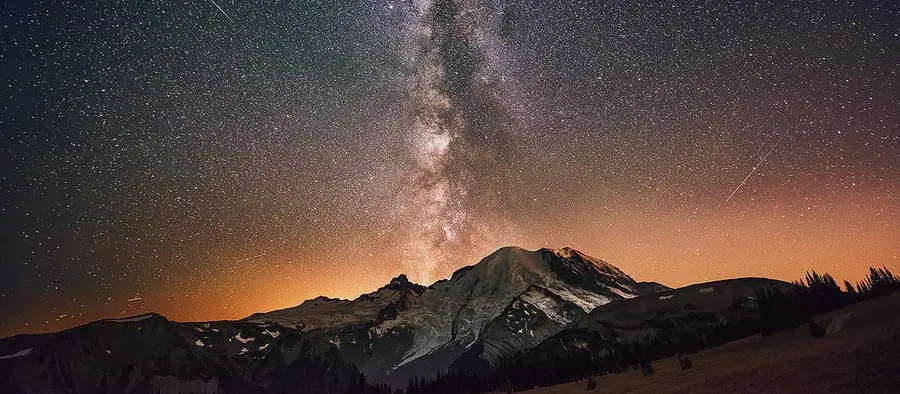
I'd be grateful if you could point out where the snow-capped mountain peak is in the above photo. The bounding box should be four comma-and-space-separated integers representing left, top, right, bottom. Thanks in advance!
244, 246, 668, 387
357, 246, 654, 385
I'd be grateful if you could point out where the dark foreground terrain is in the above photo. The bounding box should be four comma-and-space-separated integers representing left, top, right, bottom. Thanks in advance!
524, 291, 900, 394
0, 246, 895, 394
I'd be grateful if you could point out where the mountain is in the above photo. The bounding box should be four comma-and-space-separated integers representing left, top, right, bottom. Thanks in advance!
0, 313, 372, 393
0, 246, 675, 392
246, 246, 665, 386
576, 277, 792, 335
245, 274, 427, 331
632, 281, 670, 295
502, 277, 793, 389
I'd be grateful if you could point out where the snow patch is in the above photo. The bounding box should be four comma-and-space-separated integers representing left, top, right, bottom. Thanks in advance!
259, 343, 270, 351
0, 348, 32, 359
372, 319, 403, 338
194, 339, 205, 347
264, 329, 280, 338
234, 332, 255, 343
395, 323, 445, 368
658, 295, 674, 300
238, 348, 248, 355
520, 289, 571, 325
608, 286, 637, 299
699, 287, 714, 294
550, 285, 610, 312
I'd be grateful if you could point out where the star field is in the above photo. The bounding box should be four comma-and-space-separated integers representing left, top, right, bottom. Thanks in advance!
0, 0, 897, 337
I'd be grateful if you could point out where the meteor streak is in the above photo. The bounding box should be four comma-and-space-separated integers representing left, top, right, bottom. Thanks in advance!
725, 136, 784, 203
209, 0, 235, 24
234, 254, 265, 263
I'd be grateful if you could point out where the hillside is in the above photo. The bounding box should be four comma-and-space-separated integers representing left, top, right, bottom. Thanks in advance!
0, 314, 367, 393
248, 246, 661, 386
577, 277, 791, 336
3, 246, 859, 393
524, 291, 900, 393
0, 246, 667, 392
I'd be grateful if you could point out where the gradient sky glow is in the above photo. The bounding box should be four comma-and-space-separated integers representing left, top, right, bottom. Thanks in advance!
1, 0, 897, 337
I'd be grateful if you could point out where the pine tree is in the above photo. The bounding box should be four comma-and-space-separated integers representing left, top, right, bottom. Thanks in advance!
843, 280, 857, 294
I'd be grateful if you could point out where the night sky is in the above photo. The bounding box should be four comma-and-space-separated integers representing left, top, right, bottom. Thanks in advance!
1, 0, 897, 337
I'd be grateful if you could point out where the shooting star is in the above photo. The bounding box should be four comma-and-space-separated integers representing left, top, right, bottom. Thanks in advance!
234, 254, 265, 264
127, 297, 142, 302
725, 136, 784, 203
209, 0, 235, 24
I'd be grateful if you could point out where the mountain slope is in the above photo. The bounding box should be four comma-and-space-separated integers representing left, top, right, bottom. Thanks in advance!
354, 246, 658, 385
511, 277, 793, 382
450, 285, 591, 373
0, 314, 369, 394
577, 277, 791, 335
245, 274, 426, 331
0, 246, 671, 392
241, 246, 662, 386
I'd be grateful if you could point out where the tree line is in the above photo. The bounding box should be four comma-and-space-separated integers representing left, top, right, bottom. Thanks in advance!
757, 266, 900, 336
350, 265, 900, 393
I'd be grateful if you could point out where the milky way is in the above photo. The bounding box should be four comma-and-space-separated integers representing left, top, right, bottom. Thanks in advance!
0, 0, 897, 337
396, 0, 517, 281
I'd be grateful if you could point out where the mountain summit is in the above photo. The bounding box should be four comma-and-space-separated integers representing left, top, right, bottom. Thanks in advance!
0, 246, 674, 392
246, 246, 665, 385
244, 272, 427, 331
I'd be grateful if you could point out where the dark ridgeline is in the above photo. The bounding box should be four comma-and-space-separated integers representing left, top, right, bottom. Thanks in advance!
400, 266, 900, 393
1, 263, 896, 394
758, 266, 900, 336
0, 314, 395, 394
0, 246, 655, 393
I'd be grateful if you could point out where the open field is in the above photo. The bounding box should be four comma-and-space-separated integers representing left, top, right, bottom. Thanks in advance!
523, 292, 900, 394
